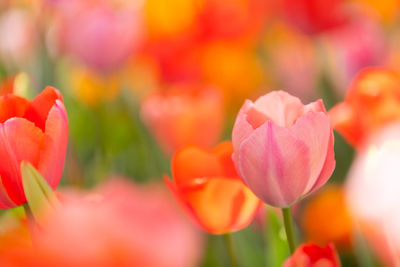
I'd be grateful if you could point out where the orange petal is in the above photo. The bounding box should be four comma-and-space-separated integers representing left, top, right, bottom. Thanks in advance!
0, 95, 29, 123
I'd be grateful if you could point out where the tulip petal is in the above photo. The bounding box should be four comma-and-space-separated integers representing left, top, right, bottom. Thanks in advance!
232, 100, 254, 165
238, 121, 310, 207
0, 177, 16, 209
0, 118, 44, 205
290, 112, 331, 193
172, 146, 223, 189
0, 95, 29, 123
250, 91, 304, 128
304, 99, 327, 113
38, 100, 68, 189
24, 86, 63, 132
308, 132, 336, 194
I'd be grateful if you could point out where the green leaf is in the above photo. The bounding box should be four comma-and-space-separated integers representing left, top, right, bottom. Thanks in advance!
21, 161, 60, 223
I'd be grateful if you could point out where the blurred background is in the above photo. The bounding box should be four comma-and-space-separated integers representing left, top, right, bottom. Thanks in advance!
1, 0, 400, 266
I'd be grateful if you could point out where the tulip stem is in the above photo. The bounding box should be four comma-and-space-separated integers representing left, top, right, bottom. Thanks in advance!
23, 203, 37, 242
224, 233, 239, 267
282, 207, 296, 254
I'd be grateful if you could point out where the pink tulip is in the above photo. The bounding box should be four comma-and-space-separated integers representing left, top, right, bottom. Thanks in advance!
232, 91, 335, 207
0, 179, 203, 267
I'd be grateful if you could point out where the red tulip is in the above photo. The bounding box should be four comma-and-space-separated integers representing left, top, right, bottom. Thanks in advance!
165, 141, 261, 234
0, 87, 68, 208
232, 91, 335, 207
283, 243, 341, 267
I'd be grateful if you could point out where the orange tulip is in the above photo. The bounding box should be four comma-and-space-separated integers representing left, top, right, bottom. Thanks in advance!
141, 85, 224, 156
165, 141, 261, 234
301, 186, 352, 249
329, 67, 400, 147
0, 76, 15, 95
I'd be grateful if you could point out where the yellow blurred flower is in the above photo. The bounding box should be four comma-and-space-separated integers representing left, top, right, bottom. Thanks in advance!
71, 69, 120, 107
145, 0, 203, 38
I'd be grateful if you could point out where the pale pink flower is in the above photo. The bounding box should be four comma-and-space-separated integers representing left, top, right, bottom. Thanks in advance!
232, 91, 335, 207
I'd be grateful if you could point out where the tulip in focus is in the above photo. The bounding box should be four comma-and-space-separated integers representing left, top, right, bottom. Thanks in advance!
141, 85, 224, 156
302, 186, 352, 249
232, 91, 335, 207
329, 67, 400, 147
165, 141, 261, 234
0, 87, 68, 208
0, 179, 203, 267
283, 243, 341, 267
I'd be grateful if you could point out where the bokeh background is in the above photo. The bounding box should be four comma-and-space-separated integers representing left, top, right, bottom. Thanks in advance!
1, 0, 400, 266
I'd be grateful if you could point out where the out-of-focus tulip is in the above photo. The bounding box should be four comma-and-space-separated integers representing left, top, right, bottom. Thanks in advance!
232, 91, 335, 207
346, 123, 400, 266
165, 141, 261, 234
197, 0, 269, 41
329, 67, 400, 147
71, 68, 120, 107
351, 0, 400, 24
281, 0, 348, 34
263, 22, 317, 101
53, 0, 143, 73
201, 42, 264, 106
145, 0, 199, 39
0, 179, 203, 267
0, 76, 15, 96
302, 186, 352, 249
322, 16, 387, 93
0, 87, 68, 208
283, 243, 341, 267
141, 85, 224, 156
0, 9, 36, 65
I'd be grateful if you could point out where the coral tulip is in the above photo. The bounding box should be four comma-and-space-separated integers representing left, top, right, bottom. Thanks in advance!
232, 91, 335, 207
283, 243, 341, 267
165, 141, 261, 234
329, 67, 400, 147
0, 179, 203, 267
302, 186, 352, 249
141, 85, 224, 156
0, 87, 68, 208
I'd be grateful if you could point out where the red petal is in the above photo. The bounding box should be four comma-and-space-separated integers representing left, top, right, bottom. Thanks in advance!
38, 100, 68, 189
0, 95, 29, 123
24, 87, 63, 132
0, 118, 44, 205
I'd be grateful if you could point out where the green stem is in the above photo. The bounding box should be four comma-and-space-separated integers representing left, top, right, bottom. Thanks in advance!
224, 233, 239, 267
282, 207, 296, 254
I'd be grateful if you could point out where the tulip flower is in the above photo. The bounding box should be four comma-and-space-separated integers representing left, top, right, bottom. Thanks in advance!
0, 87, 68, 208
165, 141, 261, 234
141, 85, 224, 156
283, 243, 341, 267
0, 179, 203, 267
329, 67, 400, 148
280, 0, 347, 34
232, 91, 335, 208
322, 16, 387, 94
52, 0, 143, 73
302, 186, 352, 249
346, 123, 400, 266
